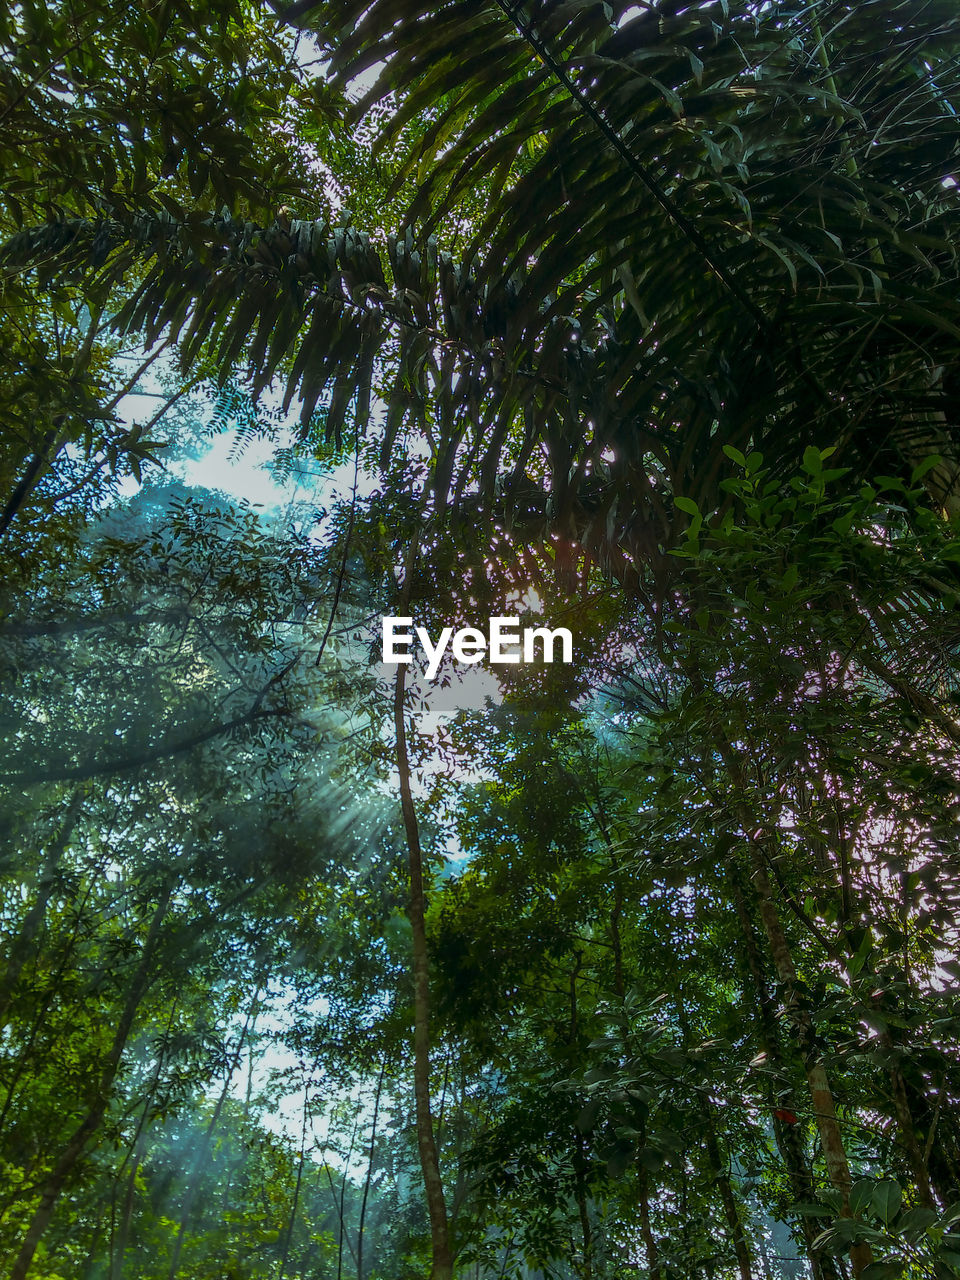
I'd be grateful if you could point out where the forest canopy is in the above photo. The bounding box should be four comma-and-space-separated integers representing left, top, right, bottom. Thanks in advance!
2, 3, 960, 1280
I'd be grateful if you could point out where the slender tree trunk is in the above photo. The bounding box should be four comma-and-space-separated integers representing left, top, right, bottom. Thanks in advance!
0, 425, 63, 538
81, 1203, 106, 1279
11, 878, 174, 1280
885, 1052, 936, 1208
703, 1112, 753, 1280
394, 657, 453, 1280
581, 794, 625, 1001
356, 1061, 385, 1280
215, 1003, 262, 1220
907, 1070, 960, 1204
318, 1119, 361, 1279
277, 1075, 317, 1280
278, 1124, 308, 1280
819, 774, 937, 1210
336, 1118, 359, 1280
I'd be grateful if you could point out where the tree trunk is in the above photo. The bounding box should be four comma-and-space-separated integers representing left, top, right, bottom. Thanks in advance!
357, 1061, 385, 1280
886, 1055, 936, 1208
0, 426, 63, 538
394, 658, 453, 1280
703, 1113, 753, 1280
336, 1118, 359, 1280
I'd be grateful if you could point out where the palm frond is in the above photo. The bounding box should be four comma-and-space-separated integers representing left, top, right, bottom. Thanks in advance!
5, 0, 960, 570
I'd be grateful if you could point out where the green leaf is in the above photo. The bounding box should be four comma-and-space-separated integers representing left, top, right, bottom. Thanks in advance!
896, 1206, 938, 1237
861, 1262, 903, 1280
636, 1146, 664, 1172
871, 1180, 902, 1224
674, 496, 700, 517
802, 446, 823, 475
577, 1099, 601, 1132
911, 454, 942, 483
605, 1144, 635, 1178
850, 1179, 875, 1216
